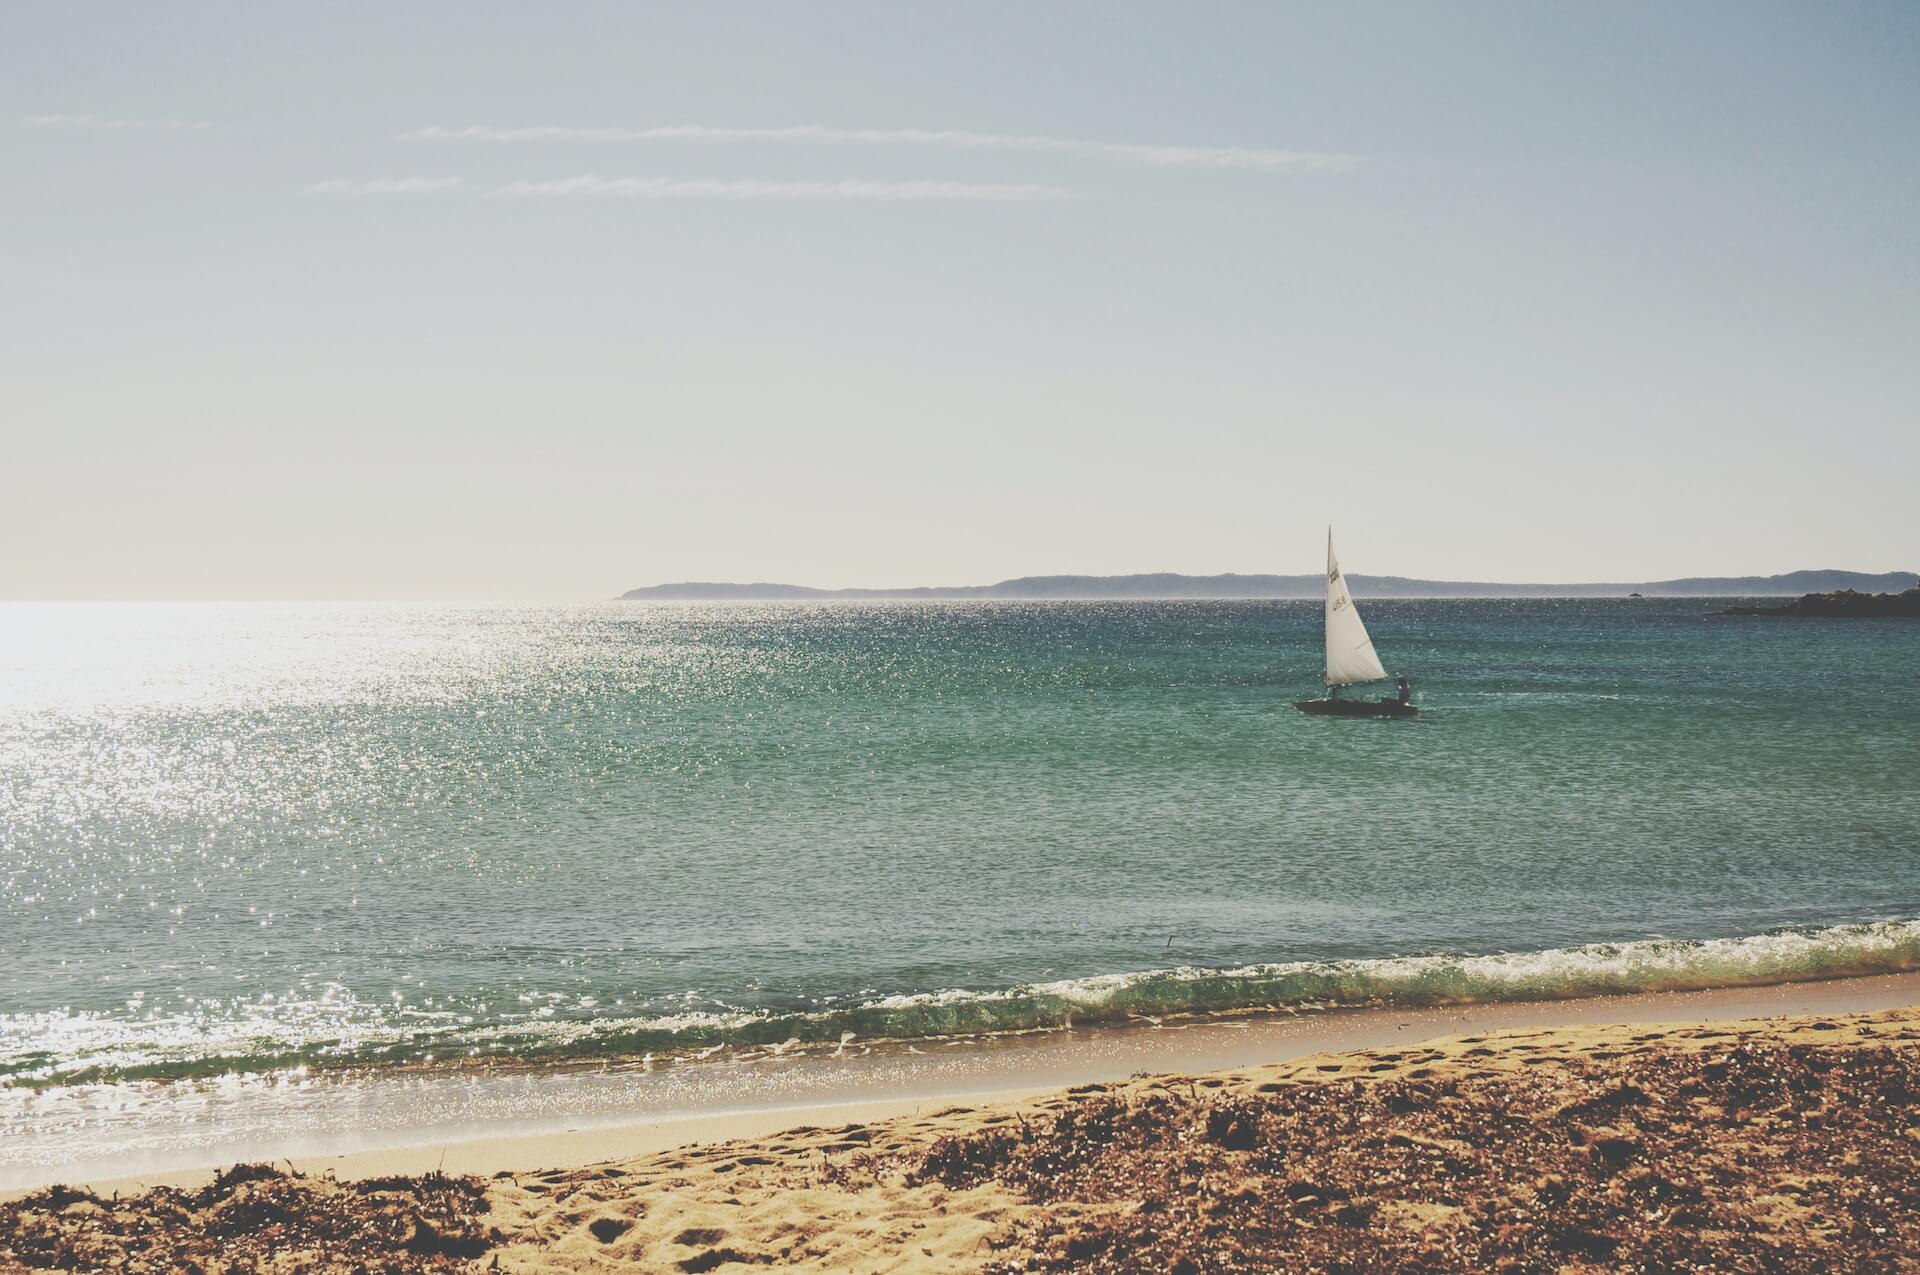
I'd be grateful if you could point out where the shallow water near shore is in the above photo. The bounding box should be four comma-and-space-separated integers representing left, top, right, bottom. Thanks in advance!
10, 971, 1919, 1195
3, 599, 1918, 1172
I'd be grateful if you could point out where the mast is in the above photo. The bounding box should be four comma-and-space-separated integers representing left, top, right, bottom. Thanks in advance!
1323, 526, 1389, 688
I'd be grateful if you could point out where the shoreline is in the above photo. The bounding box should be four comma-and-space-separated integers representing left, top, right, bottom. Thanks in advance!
11, 997, 1920, 1271
20, 968, 1920, 1201
34, 911, 1920, 1092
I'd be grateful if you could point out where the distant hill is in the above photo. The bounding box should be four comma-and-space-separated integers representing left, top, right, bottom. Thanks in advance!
620, 569, 1918, 601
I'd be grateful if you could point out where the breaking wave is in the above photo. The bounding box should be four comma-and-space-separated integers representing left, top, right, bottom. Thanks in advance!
10, 918, 1920, 1087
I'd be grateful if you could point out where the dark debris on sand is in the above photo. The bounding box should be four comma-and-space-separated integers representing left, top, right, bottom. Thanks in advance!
0, 1162, 494, 1273
905, 1041, 1920, 1274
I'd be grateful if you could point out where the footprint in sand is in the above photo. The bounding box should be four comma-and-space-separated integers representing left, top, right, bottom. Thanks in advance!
679, 1249, 759, 1274
588, 1216, 634, 1243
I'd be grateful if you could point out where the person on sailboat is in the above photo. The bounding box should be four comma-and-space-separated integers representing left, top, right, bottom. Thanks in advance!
1396, 675, 1411, 705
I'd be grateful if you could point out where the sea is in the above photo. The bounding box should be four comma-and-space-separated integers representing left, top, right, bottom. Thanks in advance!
3, 598, 1918, 1183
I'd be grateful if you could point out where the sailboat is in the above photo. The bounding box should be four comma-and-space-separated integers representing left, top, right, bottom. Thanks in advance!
1292, 528, 1419, 719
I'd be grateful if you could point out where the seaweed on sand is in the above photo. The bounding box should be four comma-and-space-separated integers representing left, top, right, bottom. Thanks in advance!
907, 1043, 1920, 1273
0, 1162, 494, 1273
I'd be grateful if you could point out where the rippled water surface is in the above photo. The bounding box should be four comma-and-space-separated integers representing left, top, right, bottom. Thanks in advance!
4, 600, 1918, 1088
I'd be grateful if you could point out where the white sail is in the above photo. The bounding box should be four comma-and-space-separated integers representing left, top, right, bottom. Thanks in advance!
1324, 528, 1388, 687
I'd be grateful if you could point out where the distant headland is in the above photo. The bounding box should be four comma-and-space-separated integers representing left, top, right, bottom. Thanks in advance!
620, 569, 1918, 602
1715, 587, 1920, 618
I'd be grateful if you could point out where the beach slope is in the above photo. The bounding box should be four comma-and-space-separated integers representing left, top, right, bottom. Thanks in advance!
7, 1006, 1920, 1271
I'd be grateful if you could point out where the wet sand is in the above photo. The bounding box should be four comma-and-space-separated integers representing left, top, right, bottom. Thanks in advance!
6, 975, 1920, 1270
14, 970, 1920, 1200
8, 999, 1920, 1271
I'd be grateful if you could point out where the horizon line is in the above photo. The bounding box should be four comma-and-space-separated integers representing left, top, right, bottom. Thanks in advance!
619, 566, 1918, 600
4, 568, 1912, 605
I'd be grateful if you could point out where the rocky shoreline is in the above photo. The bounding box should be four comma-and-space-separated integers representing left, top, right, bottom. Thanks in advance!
1716, 586, 1920, 618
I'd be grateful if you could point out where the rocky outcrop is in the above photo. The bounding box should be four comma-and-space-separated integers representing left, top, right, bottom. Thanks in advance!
1717, 586, 1920, 618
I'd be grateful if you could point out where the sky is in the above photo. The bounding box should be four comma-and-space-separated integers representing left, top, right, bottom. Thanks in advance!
3, 2, 1916, 599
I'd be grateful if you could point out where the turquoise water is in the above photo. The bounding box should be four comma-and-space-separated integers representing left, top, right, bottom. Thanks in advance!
3, 599, 1918, 1088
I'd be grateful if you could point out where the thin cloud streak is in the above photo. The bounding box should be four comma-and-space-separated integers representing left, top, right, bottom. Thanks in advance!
407, 124, 1358, 172
492, 175, 1088, 201
306, 177, 464, 195
22, 113, 242, 134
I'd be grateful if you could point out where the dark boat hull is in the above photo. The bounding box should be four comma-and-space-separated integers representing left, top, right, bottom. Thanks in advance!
1293, 697, 1419, 719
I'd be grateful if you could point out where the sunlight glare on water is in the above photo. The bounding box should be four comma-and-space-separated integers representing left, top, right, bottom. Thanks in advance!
3, 599, 1918, 1093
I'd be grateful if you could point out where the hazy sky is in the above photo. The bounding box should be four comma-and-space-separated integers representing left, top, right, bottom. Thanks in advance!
4, 3, 1916, 599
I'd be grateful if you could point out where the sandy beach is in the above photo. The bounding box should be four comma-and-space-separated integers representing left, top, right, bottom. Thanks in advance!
11, 970, 1919, 1200
8, 974, 1920, 1271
